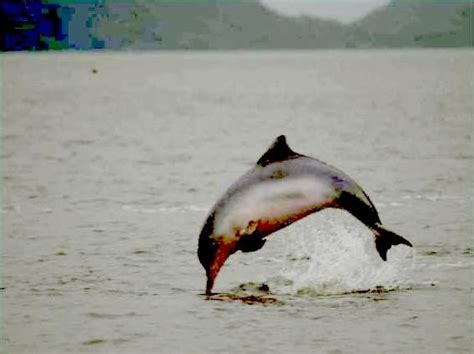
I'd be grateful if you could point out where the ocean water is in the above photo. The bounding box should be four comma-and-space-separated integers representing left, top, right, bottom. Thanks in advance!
2, 50, 473, 353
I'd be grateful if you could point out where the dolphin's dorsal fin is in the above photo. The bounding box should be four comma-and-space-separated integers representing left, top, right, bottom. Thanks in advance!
256, 135, 302, 167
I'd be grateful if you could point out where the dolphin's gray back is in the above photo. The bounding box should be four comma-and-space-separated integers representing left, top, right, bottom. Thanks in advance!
208, 156, 380, 238
215, 156, 369, 209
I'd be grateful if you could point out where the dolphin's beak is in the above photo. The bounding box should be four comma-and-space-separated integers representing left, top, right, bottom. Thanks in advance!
198, 236, 236, 295
206, 242, 236, 294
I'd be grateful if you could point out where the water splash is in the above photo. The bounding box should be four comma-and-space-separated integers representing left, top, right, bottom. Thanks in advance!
268, 214, 415, 296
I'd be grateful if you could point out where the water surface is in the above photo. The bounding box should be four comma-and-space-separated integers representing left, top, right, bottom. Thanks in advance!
2, 50, 473, 353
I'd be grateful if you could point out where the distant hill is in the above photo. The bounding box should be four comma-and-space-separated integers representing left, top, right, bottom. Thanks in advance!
94, 0, 472, 49
346, 0, 473, 48
94, 0, 346, 49
1, 0, 472, 51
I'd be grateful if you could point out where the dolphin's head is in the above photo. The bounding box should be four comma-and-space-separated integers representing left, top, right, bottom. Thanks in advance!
198, 213, 236, 295
197, 236, 218, 294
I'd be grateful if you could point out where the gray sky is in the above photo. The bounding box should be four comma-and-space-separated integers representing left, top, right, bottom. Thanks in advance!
260, 0, 390, 23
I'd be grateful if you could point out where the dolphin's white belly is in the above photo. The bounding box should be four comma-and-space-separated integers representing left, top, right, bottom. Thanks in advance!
214, 175, 337, 239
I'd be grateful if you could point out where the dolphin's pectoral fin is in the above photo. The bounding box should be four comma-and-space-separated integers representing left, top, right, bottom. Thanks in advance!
238, 236, 267, 253
236, 220, 267, 253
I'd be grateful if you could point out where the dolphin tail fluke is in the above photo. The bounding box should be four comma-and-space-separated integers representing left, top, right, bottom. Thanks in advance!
372, 224, 412, 261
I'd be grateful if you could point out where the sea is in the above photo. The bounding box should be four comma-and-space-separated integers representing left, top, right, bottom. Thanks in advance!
2, 49, 473, 353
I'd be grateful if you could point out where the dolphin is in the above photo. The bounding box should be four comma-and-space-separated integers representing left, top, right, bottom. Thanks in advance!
198, 135, 412, 295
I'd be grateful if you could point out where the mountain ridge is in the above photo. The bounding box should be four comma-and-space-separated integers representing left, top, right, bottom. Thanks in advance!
95, 0, 474, 49
1, 0, 472, 51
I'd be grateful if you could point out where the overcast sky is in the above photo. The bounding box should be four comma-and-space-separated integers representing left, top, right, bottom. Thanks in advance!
260, 0, 390, 23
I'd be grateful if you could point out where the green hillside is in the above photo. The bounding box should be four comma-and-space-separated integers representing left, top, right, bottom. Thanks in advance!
3, 0, 471, 50
95, 0, 346, 49
347, 0, 473, 47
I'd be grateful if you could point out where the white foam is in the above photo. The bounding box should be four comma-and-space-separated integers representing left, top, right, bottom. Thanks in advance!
269, 214, 415, 295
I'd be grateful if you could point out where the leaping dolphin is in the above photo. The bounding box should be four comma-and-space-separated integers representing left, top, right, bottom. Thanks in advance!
198, 135, 412, 295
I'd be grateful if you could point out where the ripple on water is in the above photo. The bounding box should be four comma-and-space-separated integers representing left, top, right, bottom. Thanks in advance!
84, 312, 143, 319
204, 282, 283, 306
204, 293, 283, 306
